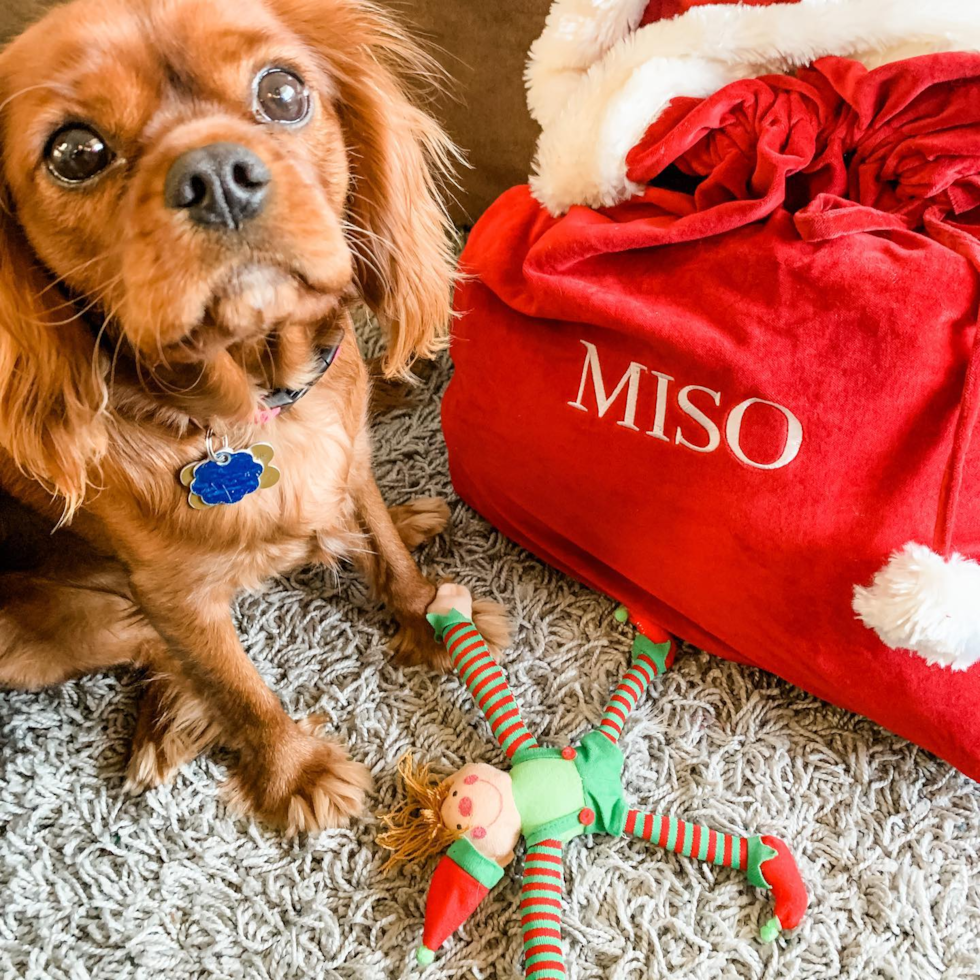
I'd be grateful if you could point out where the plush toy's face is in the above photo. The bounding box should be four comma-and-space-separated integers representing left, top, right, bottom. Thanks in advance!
440, 763, 522, 866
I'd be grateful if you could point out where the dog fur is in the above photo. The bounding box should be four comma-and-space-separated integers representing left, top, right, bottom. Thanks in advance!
0, 0, 509, 834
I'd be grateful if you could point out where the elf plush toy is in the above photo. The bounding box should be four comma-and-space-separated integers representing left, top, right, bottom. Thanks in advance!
379, 584, 808, 975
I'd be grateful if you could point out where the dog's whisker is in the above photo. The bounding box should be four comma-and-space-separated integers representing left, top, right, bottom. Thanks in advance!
18, 273, 124, 329
344, 234, 395, 280
342, 233, 390, 290
37, 250, 115, 298
259, 336, 276, 391
108, 321, 128, 400
138, 341, 210, 397
0, 82, 63, 115
143, 359, 192, 396
89, 318, 113, 409
341, 210, 399, 253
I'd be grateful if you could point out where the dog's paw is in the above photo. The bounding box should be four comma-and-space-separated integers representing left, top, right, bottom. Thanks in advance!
225, 717, 372, 834
126, 738, 184, 794
390, 614, 452, 671
471, 597, 512, 656
125, 680, 219, 793
388, 497, 451, 550
389, 595, 512, 670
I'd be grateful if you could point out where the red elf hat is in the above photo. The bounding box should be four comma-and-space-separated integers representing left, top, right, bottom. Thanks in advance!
416, 839, 504, 967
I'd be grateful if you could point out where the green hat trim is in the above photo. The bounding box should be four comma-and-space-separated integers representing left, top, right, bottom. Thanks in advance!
446, 838, 505, 891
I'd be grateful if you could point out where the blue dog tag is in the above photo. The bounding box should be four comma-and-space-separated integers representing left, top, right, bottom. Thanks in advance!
179, 441, 280, 510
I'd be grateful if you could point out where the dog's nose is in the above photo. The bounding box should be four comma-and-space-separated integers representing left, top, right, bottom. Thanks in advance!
165, 142, 270, 230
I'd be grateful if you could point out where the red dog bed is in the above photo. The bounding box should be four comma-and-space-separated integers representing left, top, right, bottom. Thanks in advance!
444, 1, 980, 781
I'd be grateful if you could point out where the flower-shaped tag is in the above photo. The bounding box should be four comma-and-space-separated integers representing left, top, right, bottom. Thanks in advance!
179, 443, 281, 510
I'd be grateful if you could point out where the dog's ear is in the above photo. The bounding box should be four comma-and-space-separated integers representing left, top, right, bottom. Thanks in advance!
269, 0, 458, 378
0, 189, 108, 518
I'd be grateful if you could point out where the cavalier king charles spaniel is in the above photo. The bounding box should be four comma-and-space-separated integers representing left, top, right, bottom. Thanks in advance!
0, 0, 509, 833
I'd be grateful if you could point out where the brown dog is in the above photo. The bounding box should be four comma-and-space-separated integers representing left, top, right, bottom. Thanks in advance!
0, 0, 508, 834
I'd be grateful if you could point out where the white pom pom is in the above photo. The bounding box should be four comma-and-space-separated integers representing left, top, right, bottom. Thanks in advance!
853, 542, 980, 671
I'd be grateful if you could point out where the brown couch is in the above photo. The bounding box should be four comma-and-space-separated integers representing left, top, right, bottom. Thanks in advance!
400, 0, 549, 221
0, 1, 49, 43
0, 0, 546, 222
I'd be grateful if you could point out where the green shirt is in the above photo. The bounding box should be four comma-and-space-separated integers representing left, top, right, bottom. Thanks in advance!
511, 731, 630, 845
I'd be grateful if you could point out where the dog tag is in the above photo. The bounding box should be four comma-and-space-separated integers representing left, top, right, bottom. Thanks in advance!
179, 438, 281, 510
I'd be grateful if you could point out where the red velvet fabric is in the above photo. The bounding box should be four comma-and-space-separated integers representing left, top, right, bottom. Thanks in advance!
444, 55, 980, 780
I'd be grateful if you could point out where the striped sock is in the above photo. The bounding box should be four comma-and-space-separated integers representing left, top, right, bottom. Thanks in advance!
624, 809, 749, 870
597, 640, 665, 744
521, 839, 565, 980
444, 619, 539, 758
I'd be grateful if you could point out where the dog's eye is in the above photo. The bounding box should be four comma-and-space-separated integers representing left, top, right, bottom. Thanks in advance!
46, 126, 113, 184
255, 69, 311, 125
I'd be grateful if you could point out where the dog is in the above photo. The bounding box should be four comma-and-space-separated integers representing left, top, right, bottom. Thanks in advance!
0, 0, 509, 834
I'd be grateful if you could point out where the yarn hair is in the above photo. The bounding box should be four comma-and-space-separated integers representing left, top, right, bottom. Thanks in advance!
377, 753, 463, 871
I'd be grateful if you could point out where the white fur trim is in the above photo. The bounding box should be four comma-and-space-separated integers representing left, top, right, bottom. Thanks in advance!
527, 0, 980, 213
853, 542, 980, 671
526, 0, 649, 128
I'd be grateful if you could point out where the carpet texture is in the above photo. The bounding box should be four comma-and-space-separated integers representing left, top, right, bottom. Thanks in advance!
2, 317, 980, 980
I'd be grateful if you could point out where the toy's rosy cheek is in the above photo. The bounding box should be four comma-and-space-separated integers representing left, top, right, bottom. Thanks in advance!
458, 796, 473, 817
463, 774, 478, 785
471, 826, 486, 840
